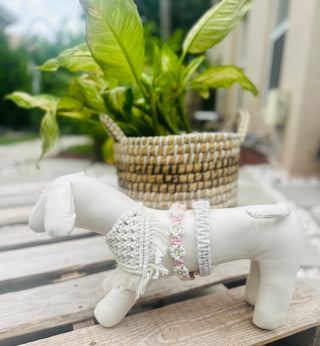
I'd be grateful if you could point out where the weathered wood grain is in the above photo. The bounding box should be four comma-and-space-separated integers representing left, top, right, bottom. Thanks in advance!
140, 260, 248, 305
0, 272, 106, 342
0, 236, 113, 286
23, 282, 320, 346
0, 193, 42, 208
73, 319, 96, 330
0, 224, 94, 250
0, 182, 46, 208
0, 260, 249, 341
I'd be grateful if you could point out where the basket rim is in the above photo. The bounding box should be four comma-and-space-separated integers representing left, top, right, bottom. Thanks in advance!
118, 131, 242, 144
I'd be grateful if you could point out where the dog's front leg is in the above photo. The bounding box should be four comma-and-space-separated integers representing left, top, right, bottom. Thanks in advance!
95, 286, 136, 327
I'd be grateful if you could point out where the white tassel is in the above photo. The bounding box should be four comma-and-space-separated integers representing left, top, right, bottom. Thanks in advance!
108, 212, 169, 300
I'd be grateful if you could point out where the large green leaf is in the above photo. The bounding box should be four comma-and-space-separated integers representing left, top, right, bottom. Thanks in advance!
161, 44, 180, 83
192, 65, 258, 98
38, 44, 103, 74
39, 106, 59, 160
58, 110, 91, 120
57, 96, 98, 121
180, 55, 206, 87
38, 58, 59, 72
80, 0, 144, 83
101, 87, 133, 122
183, 0, 254, 54
6, 92, 58, 111
140, 73, 153, 97
57, 96, 83, 111
74, 77, 107, 112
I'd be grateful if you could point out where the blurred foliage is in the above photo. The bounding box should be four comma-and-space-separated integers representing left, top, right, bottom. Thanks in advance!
0, 29, 85, 130
0, 28, 111, 160
0, 133, 37, 144
136, 0, 212, 35
7, 0, 257, 162
4, 0, 258, 162
0, 0, 213, 132
0, 32, 31, 129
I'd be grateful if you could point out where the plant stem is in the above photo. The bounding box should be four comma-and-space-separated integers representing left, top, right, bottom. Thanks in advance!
178, 93, 192, 133
151, 93, 160, 135
161, 110, 180, 135
179, 50, 187, 66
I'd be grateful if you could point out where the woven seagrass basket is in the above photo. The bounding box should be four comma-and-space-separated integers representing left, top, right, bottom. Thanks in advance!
100, 110, 249, 209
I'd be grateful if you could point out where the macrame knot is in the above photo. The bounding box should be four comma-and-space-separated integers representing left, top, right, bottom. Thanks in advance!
106, 204, 169, 299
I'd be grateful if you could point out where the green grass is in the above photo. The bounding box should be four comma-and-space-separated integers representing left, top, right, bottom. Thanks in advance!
0, 134, 37, 145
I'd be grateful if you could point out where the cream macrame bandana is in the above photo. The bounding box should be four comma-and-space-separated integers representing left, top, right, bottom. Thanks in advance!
106, 204, 169, 300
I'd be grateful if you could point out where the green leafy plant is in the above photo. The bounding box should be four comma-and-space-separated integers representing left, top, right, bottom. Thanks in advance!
7, 0, 257, 160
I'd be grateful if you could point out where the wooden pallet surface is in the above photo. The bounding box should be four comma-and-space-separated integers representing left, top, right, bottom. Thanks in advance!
0, 205, 32, 225
0, 260, 249, 342
0, 223, 94, 251
0, 182, 46, 208
0, 236, 112, 289
22, 282, 320, 346
0, 183, 320, 346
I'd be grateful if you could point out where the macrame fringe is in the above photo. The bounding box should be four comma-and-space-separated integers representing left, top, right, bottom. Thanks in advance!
112, 219, 169, 300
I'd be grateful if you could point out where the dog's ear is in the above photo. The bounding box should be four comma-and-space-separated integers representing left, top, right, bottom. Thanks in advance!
246, 203, 290, 219
43, 180, 76, 237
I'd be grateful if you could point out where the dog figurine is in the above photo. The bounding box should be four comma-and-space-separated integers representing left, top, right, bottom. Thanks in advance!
29, 172, 305, 330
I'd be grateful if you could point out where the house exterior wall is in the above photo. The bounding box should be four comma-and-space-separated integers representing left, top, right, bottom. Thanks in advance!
279, 0, 320, 174
210, 0, 320, 175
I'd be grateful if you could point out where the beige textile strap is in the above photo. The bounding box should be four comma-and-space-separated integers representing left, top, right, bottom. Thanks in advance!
100, 113, 126, 143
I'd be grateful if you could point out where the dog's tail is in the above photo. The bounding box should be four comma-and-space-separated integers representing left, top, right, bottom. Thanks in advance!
246, 203, 290, 219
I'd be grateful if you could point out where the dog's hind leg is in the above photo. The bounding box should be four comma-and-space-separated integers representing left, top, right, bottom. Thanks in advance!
252, 258, 300, 330
94, 287, 136, 327
245, 260, 260, 306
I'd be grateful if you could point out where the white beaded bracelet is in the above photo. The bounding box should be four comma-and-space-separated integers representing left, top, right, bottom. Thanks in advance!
192, 200, 212, 276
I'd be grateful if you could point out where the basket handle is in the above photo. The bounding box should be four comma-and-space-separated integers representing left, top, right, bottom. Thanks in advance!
236, 109, 250, 143
100, 113, 127, 143
100, 111, 249, 143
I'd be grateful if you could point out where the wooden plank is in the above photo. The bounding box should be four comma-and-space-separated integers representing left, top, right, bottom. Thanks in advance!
0, 260, 249, 341
0, 272, 106, 342
23, 282, 320, 346
140, 260, 248, 305
0, 182, 46, 198
73, 319, 96, 330
0, 182, 46, 208
0, 194, 41, 208
0, 237, 114, 287
0, 206, 32, 225
0, 224, 94, 251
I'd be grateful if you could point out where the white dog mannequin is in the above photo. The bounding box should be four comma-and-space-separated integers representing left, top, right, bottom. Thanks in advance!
29, 172, 305, 330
